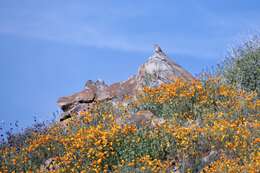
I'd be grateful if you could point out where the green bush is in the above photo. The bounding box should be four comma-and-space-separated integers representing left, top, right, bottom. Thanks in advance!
217, 35, 260, 96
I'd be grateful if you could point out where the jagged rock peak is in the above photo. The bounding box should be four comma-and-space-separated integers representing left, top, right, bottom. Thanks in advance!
147, 45, 180, 71
151, 44, 167, 59
154, 44, 163, 53
57, 45, 194, 121
137, 45, 194, 87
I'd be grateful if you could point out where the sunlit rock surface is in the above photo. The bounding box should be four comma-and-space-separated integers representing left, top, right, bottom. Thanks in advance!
57, 45, 194, 121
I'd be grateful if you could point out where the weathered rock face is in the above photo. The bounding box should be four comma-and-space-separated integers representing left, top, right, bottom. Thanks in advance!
57, 45, 194, 121
137, 45, 194, 88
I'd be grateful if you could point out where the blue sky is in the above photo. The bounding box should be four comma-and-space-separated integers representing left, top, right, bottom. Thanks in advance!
0, 0, 260, 128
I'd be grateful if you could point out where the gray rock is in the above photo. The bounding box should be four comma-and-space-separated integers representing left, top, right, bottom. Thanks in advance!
57, 46, 194, 121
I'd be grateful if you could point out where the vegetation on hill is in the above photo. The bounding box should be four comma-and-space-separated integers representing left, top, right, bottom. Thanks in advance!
216, 35, 260, 96
1, 37, 260, 172
1, 77, 259, 172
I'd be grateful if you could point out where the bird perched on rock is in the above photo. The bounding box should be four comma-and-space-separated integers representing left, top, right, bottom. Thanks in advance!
154, 44, 163, 53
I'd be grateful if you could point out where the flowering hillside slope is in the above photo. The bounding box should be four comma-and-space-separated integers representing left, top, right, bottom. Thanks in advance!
0, 78, 259, 172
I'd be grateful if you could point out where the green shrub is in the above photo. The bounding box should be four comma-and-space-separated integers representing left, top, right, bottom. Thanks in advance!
217, 35, 260, 96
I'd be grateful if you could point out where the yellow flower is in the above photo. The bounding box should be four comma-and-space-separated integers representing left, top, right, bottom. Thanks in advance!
97, 158, 102, 165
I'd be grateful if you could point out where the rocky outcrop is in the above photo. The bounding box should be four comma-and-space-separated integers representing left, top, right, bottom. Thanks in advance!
136, 45, 194, 88
57, 45, 194, 121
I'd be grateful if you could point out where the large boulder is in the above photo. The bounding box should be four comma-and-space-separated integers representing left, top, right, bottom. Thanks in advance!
57, 45, 194, 121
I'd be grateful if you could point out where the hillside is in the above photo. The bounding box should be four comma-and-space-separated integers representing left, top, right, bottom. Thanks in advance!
0, 46, 259, 173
